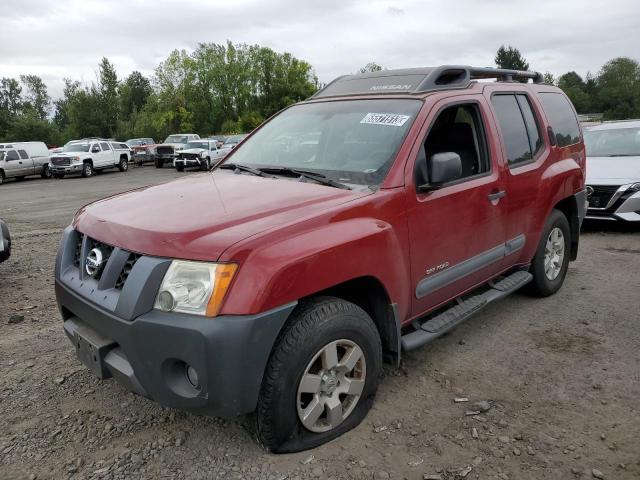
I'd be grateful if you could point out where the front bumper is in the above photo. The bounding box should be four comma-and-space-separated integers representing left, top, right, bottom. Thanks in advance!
585, 184, 640, 222
50, 163, 83, 174
55, 227, 296, 418
175, 158, 203, 167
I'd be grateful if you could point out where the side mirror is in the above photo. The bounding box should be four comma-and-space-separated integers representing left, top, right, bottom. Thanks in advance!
418, 152, 462, 192
0, 221, 11, 263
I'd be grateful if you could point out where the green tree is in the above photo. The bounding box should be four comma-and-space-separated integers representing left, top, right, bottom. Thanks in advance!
543, 72, 555, 86
20, 75, 50, 120
97, 57, 119, 136
119, 71, 152, 118
359, 62, 383, 74
557, 71, 591, 113
495, 45, 529, 71
596, 57, 640, 120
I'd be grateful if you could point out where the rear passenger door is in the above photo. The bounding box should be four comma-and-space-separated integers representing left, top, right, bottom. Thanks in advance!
488, 91, 548, 253
406, 97, 509, 317
99, 142, 113, 167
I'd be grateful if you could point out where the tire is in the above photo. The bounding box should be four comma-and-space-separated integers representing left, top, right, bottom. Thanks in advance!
256, 297, 382, 453
176, 165, 184, 172
0, 170, 4, 185
118, 157, 129, 172
527, 209, 571, 297
155, 158, 163, 168
200, 158, 210, 171
81, 162, 94, 178
41, 164, 52, 179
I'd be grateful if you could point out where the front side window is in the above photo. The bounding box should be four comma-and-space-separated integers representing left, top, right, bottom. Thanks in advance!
584, 127, 640, 157
491, 94, 534, 166
226, 99, 423, 186
539, 92, 581, 147
187, 141, 209, 149
5, 150, 19, 161
423, 103, 489, 180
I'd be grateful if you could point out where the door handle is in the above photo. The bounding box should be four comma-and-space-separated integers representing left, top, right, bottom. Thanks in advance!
488, 190, 506, 203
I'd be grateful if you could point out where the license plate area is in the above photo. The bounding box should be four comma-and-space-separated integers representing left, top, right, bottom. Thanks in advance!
73, 325, 116, 379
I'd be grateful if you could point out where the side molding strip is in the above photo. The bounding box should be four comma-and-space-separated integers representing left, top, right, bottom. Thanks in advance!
415, 234, 526, 299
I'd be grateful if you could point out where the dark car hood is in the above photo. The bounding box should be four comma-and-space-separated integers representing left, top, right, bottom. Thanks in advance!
74, 171, 370, 261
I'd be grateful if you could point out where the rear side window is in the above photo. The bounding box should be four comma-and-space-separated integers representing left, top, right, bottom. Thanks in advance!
539, 92, 581, 147
100, 142, 111, 151
18, 150, 29, 159
491, 95, 533, 165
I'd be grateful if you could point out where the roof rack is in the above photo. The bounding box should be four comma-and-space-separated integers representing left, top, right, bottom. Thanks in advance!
312, 65, 544, 99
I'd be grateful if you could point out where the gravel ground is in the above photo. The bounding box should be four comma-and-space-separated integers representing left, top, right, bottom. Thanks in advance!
1, 168, 639, 480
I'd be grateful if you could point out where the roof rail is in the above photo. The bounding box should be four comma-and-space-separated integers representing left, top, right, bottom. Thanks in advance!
312, 65, 544, 99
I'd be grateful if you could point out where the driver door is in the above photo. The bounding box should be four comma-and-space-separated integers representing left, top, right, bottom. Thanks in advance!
407, 96, 510, 317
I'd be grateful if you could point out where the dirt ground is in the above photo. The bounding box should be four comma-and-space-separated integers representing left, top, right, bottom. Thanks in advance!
1, 168, 639, 480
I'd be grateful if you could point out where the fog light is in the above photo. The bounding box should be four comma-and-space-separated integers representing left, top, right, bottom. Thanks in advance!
185, 364, 200, 388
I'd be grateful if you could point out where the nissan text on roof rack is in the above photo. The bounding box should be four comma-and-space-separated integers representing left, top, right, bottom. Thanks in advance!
55, 65, 586, 452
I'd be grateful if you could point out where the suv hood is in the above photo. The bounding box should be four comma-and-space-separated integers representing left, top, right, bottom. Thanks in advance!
178, 148, 206, 155
74, 171, 371, 261
586, 155, 640, 185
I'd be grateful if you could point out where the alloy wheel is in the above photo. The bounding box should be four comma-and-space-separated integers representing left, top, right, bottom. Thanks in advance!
296, 339, 366, 433
544, 227, 565, 280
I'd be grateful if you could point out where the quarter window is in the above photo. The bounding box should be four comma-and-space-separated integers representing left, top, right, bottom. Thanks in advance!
491, 94, 534, 166
539, 92, 581, 147
18, 150, 29, 159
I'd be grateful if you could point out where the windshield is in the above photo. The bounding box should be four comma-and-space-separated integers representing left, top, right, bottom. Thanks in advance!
187, 141, 208, 149
165, 135, 188, 144
584, 127, 640, 157
62, 144, 90, 152
126, 139, 144, 147
225, 99, 422, 185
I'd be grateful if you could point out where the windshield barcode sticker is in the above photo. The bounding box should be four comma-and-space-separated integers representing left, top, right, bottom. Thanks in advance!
360, 113, 410, 127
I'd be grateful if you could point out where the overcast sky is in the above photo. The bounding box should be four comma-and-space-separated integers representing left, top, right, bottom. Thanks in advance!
2, 0, 639, 99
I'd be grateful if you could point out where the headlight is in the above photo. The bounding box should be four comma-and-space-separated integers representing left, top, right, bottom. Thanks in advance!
628, 182, 640, 192
72, 156, 80, 161
154, 260, 237, 316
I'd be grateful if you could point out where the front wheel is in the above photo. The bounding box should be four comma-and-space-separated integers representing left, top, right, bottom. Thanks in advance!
118, 157, 129, 172
155, 158, 163, 168
41, 165, 52, 179
81, 162, 94, 178
200, 158, 210, 171
527, 209, 571, 297
176, 165, 184, 172
256, 297, 382, 453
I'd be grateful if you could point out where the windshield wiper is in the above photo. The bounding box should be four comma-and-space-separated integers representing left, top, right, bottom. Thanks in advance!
259, 167, 351, 190
218, 162, 271, 177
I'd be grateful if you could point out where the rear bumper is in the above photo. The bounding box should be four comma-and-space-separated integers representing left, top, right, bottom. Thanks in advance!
56, 280, 296, 418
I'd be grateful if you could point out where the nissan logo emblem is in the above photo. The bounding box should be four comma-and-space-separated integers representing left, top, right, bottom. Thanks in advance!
85, 248, 105, 277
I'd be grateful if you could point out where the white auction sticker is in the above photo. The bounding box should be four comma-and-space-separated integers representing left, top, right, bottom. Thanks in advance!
360, 112, 410, 127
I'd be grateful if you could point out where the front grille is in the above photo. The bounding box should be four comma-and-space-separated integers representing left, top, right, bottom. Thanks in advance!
115, 253, 142, 290
156, 146, 174, 155
587, 185, 620, 209
179, 153, 199, 160
73, 231, 141, 289
51, 157, 71, 166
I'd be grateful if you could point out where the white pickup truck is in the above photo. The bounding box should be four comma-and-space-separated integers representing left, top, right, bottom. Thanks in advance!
0, 141, 52, 185
49, 140, 130, 179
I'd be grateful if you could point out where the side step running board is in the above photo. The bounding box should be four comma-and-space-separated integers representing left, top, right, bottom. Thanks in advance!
401, 270, 532, 351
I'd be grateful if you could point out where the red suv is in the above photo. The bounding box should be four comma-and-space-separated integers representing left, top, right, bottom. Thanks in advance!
55, 66, 586, 452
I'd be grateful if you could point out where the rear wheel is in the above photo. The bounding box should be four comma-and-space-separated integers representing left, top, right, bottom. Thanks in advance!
0, 170, 4, 185
118, 157, 129, 172
41, 164, 52, 179
527, 209, 570, 296
81, 162, 94, 178
256, 297, 382, 453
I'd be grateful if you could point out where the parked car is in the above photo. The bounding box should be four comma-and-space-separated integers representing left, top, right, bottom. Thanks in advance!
583, 120, 640, 221
126, 138, 156, 166
207, 135, 227, 149
0, 141, 52, 184
217, 134, 248, 158
174, 139, 225, 171
49, 140, 130, 178
155, 134, 200, 168
55, 65, 586, 453
0, 219, 10, 263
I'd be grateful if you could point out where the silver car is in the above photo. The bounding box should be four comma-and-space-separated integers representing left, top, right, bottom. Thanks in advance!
584, 120, 640, 222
